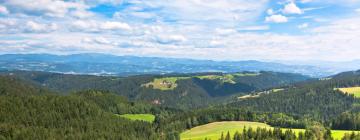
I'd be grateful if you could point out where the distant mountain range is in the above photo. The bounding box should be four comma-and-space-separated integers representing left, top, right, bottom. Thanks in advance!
0, 53, 348, 77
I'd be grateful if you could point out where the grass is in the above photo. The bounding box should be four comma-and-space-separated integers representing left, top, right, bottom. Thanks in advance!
336, 86, 360, 98
180, 121, 358, 140
117, 114, 155, 123
143, 77, 190, 90
272, 88, 284, 92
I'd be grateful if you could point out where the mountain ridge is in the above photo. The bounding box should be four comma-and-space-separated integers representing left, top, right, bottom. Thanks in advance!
0, 53, 334, 77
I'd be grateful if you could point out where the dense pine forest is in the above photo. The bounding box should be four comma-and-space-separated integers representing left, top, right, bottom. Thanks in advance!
1, 70, 360, 139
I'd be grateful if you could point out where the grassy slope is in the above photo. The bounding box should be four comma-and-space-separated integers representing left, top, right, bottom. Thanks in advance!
337, 87, 360, 98
118, 114, 155, 123
180, 121, 358, 140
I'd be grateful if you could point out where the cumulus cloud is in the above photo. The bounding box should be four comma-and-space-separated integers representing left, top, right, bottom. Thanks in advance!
282, 2, 303, 14
215, 28, 237, 35
300, 0, 313, 3
1, 0, 360, 62
100, 21, 131, 30
267, 9, 274, 15
265, 14, 288, 23
117, 0, 268, 25
238, 26, 269, 31
155, 34, 187, 44
25, 21, 57, 33
2, 0, 91, 18
70, 20, 132, 33
0, 5, 9, 15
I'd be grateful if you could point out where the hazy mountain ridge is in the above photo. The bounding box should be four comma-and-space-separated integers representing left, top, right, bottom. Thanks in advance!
0, 53, 336, 77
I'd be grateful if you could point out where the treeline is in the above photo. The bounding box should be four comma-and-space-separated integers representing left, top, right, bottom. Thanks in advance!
332, 112, 360, 130
212, 126, 334, 140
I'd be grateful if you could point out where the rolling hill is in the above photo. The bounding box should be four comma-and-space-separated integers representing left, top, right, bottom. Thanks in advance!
0, 70, 309, 109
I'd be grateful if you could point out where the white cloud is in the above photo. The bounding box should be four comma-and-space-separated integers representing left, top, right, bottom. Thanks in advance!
25, 21, 57, 33
83, 0, 123, 6
70, 20, 132, 33
298, 23, 309, 29
71, 20, 96, 31
282, 2, 303, 14
2, 0, 90, 18
265, 14, 288, 23
2, 0, 360, 62
302, 0, 360, 6
100, 21, 131, 30
356, 8, 360, 13
239, 25, 270, 31
121, 0, 268, 25
300, 0, 313, 3
215, 28, 237, 35
155, 34, 187, 44
0, 5, 9, 15
93, 37, 111, 45
267, 9, 274, 15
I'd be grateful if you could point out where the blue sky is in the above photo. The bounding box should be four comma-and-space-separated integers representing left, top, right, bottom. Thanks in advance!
0, 0, 360, 62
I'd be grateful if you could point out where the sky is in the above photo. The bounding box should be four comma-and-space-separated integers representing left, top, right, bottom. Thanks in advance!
0, 0, 360, 62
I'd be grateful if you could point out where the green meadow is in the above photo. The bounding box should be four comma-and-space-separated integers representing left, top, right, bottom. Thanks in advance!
180, 121, 358, 140
337, 86, 360, 98
117, 114, 155, 123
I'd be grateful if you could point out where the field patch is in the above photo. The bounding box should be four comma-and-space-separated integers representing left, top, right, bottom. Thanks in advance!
143, 77, 190, 90
180, 121, 358, 140
336, 87, 360, 98
117, 114, 155, 123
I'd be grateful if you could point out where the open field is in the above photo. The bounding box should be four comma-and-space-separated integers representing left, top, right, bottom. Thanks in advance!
336, 87, 360, 98
117, 114, 155, 123
143, 77, 189, 90
180, 121, 359, 140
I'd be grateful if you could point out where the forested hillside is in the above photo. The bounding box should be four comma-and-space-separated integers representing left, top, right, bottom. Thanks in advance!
0, 76, 161, 140
228, 70, 360, 130
0, 70, 309, 109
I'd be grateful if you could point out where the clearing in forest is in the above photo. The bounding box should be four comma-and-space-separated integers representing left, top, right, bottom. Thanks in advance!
336, 87, 360, 98
117, 114, 155, 123
180, 121, 358, 140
